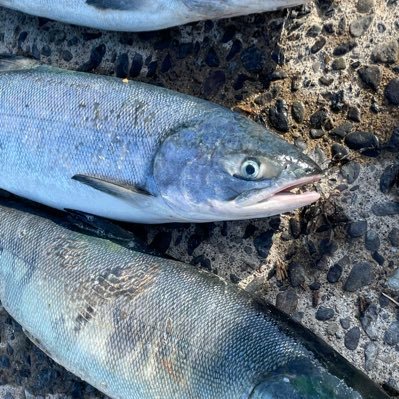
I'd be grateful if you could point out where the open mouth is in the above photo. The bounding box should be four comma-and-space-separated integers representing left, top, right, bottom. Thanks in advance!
235, 175, 321, 207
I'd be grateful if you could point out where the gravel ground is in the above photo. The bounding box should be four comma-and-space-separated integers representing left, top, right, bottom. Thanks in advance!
0, 0, 398, 397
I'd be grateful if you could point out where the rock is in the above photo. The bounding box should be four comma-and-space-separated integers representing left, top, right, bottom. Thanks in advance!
343, 262, 374, 292
356, 0, 374, 13
345, 327, 361, 350
269, 99, 289, 133
202, 70, 225, 97
330, 122, 352, 139
364, 342, 379, 371
327, 264, 343, 283
385, 127, 399, 152
205, 47, 220, 67
291, 101, 305, 123
0, 355, 10, 369
309, 281, 321, 290
254, 230, 274, 258
310, 129, 325, 139
289, 218, 301, 239
310, 109, 329, 129
276, 288, 298, 315
365, 230, 380, 251
319, 76, 334, 86
311, 37, 327, 54
150, 231, 172, 254
347, 106, 361, 123
372, 251, 385, 266
387, 269, 399, 293
347, 220, 368, 237
326, 322, 339, 336
341, 162, 360, 184
241, 46, 265, 72
371, 202, 399, 216
288, 263, 306, 287
306, 24, 322, 37
385, 79, 399, 105
332, 57, 346, 70
358, 66, 381, 91
372, 41, 398, 64
350, 15, 373, 37
388, 228, 399, 247
340, 318, 351, 330
316, 306, 335, 321
380, 164, 399, 194
360, 304, 379, 340
344, 131, 380, 156
331, 143, 349, 160
384, 321, 399, 346
333, 41, 357, 56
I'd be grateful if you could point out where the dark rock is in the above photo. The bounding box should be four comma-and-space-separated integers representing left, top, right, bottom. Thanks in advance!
372, 41, 398, 64
384, 321, 399, 345
187, 234, 202, 256
310, 109, 329, 129
306, 24, 322, 37
319, 76, 334, 86
343, 262, 374, 292
289, 218, 301, 239
202, 71, 225, 97
226, 39, 242, 61
347, 220, 368, 237
365, 230, 380, 251
385, 79, 399, 105
149, 232, 172, 254
331, 143, 349, 160
340, 317, 351, 330
276, 288, 298, 315
371, 202, 399, 216
380, 164, 399, 194
388, 228, 399, 247
310, 129, 325, 139
372, 251, 385, 266
330, 90, 345, 112
205, 47, 220, 67
311, 37, 327, 54
309, 281, 321, 290
344, 131, 380, 156
356, 0, 374, 13
330, 122, 352, 139
333, 41, 357, 56
315, 306, 335, 321
254, 230, 274, 258
344, 327, 361, 350
191, 255, 211, 271
347, 106, 361, 122
291, 101, 305, 123
358, 66, 381, 91
350, 15, 373, 37
288, 263, 306, 287
332, 57, 346, 70
161, 54, 172, 73
360, 304, 379, 340
241, 46, 265, 73
0, 355, 10, 369
327, 264, 343, 283
269, 99, 289, 133
230, 274, 240, 284
385, 127, 399, 152
364, 342, 378, 371
387, 269, 399, 293
341, 162, 360, 184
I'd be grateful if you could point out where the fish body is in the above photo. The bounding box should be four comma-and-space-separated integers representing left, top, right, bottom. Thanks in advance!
0, 0, 305, 31
0, 201, 389, 399
0, 56, 321, 224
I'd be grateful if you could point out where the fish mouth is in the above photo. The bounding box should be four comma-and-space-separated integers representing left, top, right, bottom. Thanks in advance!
234, 175, 321, 208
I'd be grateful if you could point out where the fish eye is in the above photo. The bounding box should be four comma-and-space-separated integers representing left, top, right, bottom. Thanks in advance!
241, 159, 260, 180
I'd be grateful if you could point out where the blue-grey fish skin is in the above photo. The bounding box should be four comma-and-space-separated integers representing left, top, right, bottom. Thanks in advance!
0, 0, 306, 31
0, 57, 321, 224
0, 202, 389, 399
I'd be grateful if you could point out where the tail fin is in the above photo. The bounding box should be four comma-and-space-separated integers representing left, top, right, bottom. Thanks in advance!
0, 54, 40, 72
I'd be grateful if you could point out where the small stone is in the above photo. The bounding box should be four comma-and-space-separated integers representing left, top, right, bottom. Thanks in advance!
327, 323, 339, 336
347, 220, 368, 238
385, 127, 399, 152
332, 57, 346, 70
380, 164, 399, 194
288, 263, 306, 287
310, 109, 329, 129
269, 99, 289, 133
291, 101, 305, 123
358, 66, 381, 91
319, 76, 334, 86
276, 288, 298, 315
340, 318, 351, 330
202, 70, 225, 97
311, 37, 327, 54
306, 24, 322, 37
341, 162, 360, 184
344, 262, 374, 292
310, 129, 325, 139
372, 251, 385, 266
350, 15, 373, 37
365, 230, 380, 251
372, 202, 399, 216
309, 281, 321, 290
0, 355, 10, 369
205, 47, 220, 67
344, 131, 380, 156
388, 228, 399, 247
330, 122, 352, 139
387, 269, 399, 293
316, 306, 335, 321
254, 230, 274, 258
289, 218, 301, 239
345, 327, 361, 350
331, 143, 349, 161
384, 321, 399, 346
347, 106, 361, 122
385, 79, 399, 105
372, 41, 398, 64
327, 264, 343, 283
356, 0, 374, 13
364, 342, 378, 371
241, 46, 265, 73
333, 41, 357, 56
360, 304, 379, 340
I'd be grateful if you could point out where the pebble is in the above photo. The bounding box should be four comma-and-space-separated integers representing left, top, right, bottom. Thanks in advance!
310, 109, 329, 129
347, 106, 361, 123
202, 70, 225, 97
310, 129, 325, 139
347, 220, 368, 237
333, 41, 357, 56
241, 46, 265, 72
364, 342, 379, 371
384, 321, 399, 346
343, 262, 373, 292
254, 230, 274, 258
319, 76, 334, 86
341, 162, 360, 184
385, 79, 399, 105
372, 41, 398, 64
315, 306, 335, 321
356, 0, 374, 13
276, 288, 298, 315
327, 263, 343, 283
291, 101, 305, 123
205, 47, 220, 67
360, 304, 379, 340
358, 66, 381, 91
288, 263, 306, 287
340, 318, 351, 330
372, 251, 385, 266
330, 122, 352, 139
380, 164, 399, 194
385, 127, 399, 152
350, 15, 373, 37
326, 322, 339, 336
372, 202, 399, 216
387, 269, 399, 293
0, 355, 10, 369
331, 143, 349, 160
365, 230, 380, 251
388, 228, 399, 247
345, 327, 361, 350
332, 57, 346, 70
344, 131, 380, 156
311, 37, 327, 54
269, 99, 289, 133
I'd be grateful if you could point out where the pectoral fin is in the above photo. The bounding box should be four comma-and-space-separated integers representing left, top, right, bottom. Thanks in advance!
72, 174, 154, 200
86, 0, 142, 11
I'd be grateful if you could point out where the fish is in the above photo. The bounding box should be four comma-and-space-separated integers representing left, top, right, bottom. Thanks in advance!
0, 200, 390, 399
0, 55, 321, 224
0, 0, 306, 32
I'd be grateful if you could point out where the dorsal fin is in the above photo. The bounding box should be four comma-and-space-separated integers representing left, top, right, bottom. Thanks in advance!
86, 0, 141, 10
0, 55, 40, 72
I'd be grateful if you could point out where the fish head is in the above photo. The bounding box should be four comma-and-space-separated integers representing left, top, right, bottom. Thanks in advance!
153, 111, 321, 222
182, 0, 306, 18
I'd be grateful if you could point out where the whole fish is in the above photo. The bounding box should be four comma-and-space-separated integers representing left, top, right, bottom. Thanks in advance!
0, 200, 389, 399
0, 0, 306, 31
0, 56, 321, 224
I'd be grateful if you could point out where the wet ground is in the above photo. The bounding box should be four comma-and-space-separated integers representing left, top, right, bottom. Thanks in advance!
0, 0, 398, 397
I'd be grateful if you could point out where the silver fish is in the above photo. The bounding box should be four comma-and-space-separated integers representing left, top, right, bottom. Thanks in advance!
0, 200, 389, 399
0, 56, 321, 224
0, 0, 306, 31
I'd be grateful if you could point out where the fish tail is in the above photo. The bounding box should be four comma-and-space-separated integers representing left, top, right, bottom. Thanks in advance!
0, 54, 40, 72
